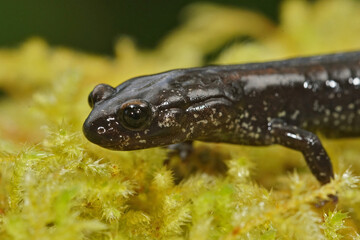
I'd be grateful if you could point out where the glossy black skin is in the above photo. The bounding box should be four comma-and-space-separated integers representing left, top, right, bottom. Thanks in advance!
83, 51, 360, 185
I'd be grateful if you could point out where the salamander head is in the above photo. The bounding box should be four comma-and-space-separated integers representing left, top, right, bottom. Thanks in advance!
83, 82, 189, 150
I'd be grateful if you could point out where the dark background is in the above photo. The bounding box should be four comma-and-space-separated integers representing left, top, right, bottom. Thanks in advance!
0, 0, 283, 55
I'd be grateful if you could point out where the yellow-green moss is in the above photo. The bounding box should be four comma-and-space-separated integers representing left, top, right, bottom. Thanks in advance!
1, 1, 360, 239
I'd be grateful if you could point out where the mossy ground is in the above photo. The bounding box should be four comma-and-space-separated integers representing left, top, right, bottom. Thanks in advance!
1, 1, 360, 239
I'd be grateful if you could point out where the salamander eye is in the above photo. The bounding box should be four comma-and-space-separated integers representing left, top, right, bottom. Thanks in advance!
120, 100, 152, 130
88, 84, 116, 108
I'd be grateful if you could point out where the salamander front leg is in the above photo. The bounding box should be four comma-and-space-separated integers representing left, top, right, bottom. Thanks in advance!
268, 119, 334, 185
167, 141, 194, 160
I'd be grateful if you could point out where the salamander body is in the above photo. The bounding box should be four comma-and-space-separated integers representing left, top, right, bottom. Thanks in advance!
83, 51, 360, 185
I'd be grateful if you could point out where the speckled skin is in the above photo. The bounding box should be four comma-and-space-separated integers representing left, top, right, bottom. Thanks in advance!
83, 51, 360, 185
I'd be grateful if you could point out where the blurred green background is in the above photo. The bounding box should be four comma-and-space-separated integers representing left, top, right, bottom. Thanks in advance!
0, 0, 282, 55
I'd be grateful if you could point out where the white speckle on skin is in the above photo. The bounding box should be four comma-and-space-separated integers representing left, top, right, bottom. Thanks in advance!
186, 127, 194, 139
326, 80, 338, 88
335, 106, 342, 112
158, 111, 180, 128
193, 114, 199, 118
349, 77, 360, 85
118, 135, 130, 147
196, 120, 208, 124
303, 81, 309, 88
209, 113, 220, 126
97, 126, 106, 134
290, 110, 300, 120
139, 140, 147, 144
348, 103, 355, 109
226, 121, 235, 130
278, 111, 286, 117
188, 126, 194, 134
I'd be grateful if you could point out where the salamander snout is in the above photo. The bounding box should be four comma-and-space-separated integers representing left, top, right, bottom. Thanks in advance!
83, 96, 157, 150
82, 112, 114, 148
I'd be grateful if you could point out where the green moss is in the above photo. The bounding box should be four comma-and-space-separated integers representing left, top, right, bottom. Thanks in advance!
323, 210, 349, 240
1, 0, 360, 239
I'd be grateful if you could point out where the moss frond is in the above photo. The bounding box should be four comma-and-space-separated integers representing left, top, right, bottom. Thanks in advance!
323, 210, 349, 240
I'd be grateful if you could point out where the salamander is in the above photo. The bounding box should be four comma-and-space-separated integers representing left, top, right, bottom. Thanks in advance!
83, 51, 360, 185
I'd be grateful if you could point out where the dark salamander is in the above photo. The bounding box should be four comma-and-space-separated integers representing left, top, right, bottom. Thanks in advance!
83, 51, 360, 185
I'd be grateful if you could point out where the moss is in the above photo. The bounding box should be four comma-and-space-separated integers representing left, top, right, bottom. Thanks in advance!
1, 0, 360, 239
323, 210, 349, 240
